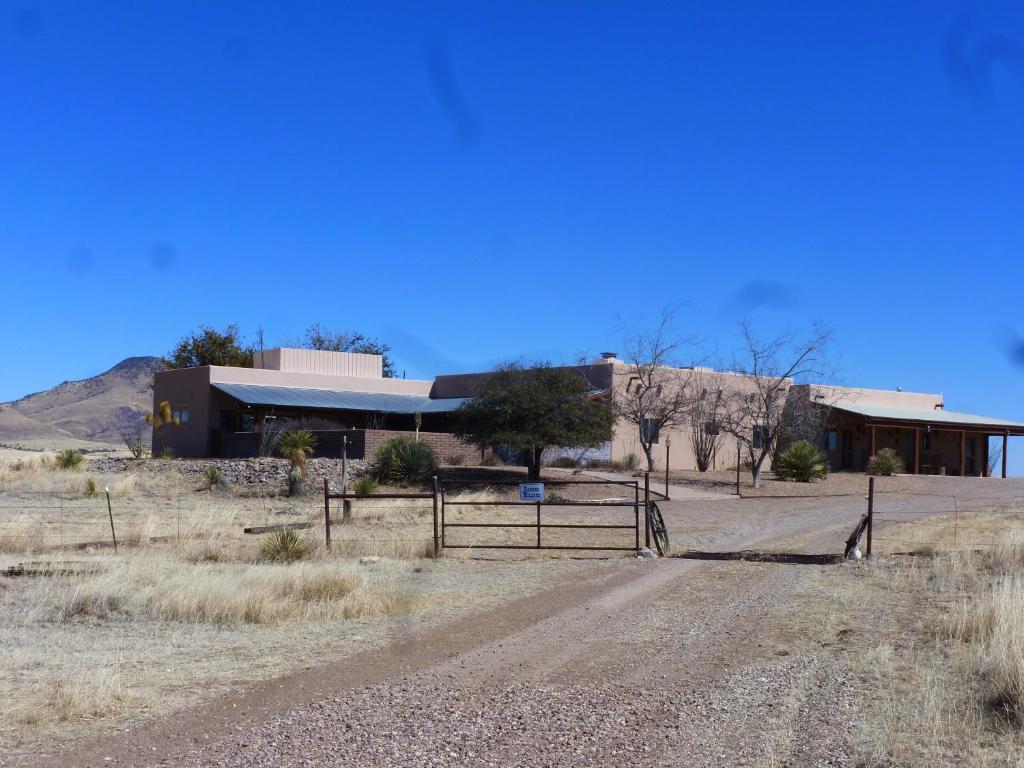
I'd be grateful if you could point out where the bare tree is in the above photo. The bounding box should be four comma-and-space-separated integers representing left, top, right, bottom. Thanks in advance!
689, 371, 728, 472
987, 437, 1004, 477
719, 321, 835, 488
117, 409, 149, 459
613, 310, 698, 472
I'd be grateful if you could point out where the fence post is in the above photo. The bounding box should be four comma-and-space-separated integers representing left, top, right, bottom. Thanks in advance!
644, 472, 651, 549
323, 477, 331, 551
432, 475, 440, 558
536, 501, 541, 548
104, 487, 118, 554
735, 442, 741, 496
866, 477, 874, 558
342, 436, 348, 490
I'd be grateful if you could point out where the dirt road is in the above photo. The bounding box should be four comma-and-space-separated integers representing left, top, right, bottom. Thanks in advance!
25, 484, 1023, 768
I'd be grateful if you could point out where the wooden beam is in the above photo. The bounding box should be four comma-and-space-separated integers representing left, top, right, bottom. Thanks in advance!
914, 428, 920, 475
960, 430, 966, 477
870, 424, 876, 458
1004, 432, 1009, 479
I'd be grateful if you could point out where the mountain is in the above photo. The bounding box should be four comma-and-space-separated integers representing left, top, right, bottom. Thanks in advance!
0, 357, 164, 450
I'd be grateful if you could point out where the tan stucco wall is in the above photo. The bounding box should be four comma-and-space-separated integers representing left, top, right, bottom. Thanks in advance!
810, 383, 943, 410
253, 348, 383, 378
209, 366, 433, 396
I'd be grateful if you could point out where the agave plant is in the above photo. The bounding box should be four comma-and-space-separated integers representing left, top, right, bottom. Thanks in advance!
775, 440, 828, 482
369, 437, 438, 486
259, 528, 310, 563
868, 447, 903, 476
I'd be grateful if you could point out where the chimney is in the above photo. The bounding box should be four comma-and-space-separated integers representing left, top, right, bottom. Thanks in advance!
599, 351, 619, 363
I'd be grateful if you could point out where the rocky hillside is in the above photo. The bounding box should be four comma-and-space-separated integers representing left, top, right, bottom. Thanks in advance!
0, 357, 164, 449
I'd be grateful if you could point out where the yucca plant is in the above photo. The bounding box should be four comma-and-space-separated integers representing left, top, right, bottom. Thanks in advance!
351, 474, 379, 495
259, 529, 310, 563
203, 466, 222, 491
775, 440, 828, 482
369, 437, 438, 486
622, 452, 641, 472
279, 430, 317, 496
868, 447, 903, 476
83, 477, 99, 497
55, 448, 84, 471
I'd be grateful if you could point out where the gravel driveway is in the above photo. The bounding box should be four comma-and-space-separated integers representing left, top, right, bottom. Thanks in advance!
25, 479, 1024, 768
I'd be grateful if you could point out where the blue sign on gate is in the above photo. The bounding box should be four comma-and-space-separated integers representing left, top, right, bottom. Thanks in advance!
519, 483, 545, 502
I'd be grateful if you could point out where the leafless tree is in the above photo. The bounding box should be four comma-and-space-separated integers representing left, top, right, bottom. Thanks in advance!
613, 310, 699, 472
719, 321, 836, 488
689, 371, 728, 472
258, 414, 286, 458
117, 409, 149, 459
987, 437, 1004, 477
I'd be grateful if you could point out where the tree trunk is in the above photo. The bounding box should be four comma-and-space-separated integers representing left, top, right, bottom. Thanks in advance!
526, 447, 544, 481
750, 451, 768, 489
643, 443, 655, 472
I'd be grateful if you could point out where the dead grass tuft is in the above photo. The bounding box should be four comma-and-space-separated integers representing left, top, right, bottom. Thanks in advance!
60, 556, 412, 624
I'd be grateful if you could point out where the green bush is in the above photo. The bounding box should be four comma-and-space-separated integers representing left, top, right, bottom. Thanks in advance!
83, 477, 99, 497
259, 529, 310, 563
203, 466, 222, 491
868, 447, 903, 476
622, 452, 641, 472
55, 449, 84, 471
369, 437, 438, 486
351, 474, 379, 495
775, 440, 828, 482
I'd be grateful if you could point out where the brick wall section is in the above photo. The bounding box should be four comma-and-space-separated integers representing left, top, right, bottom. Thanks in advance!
363, 429, 487, 465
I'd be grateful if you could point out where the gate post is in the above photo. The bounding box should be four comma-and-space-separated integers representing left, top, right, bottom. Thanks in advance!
323, 477, 331, 551
866, 477, 874, 558
644, 472, 651, 549
432, 475, 440, 558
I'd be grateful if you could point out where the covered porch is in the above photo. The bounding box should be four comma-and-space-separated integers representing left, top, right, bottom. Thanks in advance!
822, 403, 1024, 477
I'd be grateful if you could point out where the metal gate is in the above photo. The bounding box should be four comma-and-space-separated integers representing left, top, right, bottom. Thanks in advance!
439, 477, 646, 552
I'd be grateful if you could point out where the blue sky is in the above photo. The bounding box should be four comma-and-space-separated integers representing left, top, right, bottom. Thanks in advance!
2, 3, 1023, 468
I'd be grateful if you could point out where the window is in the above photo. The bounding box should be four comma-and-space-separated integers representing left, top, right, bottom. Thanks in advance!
826, 430, 837, 451
640, 418, 660, 444
239, 414, 256, 432
752, 425, 769, 450
922, 431, 932, 450
172, 410, 190, 424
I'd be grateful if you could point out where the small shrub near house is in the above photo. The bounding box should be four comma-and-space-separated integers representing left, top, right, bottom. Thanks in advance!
622, 452, 641, 472
203, 466, 223, 491
370, 437, 438, 487
351, 475, 379, 495
259, 529, 310, 563
481, 454, 504, 467
55, 449, 84, 471
549, 456, 580, 469
868, 447, 904, 476
775, 440, 828, 482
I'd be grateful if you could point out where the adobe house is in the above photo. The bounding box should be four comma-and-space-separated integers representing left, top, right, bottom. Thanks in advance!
150, 348, 480, 462
803, 384, 1024, 478
152, 348, 1022, 476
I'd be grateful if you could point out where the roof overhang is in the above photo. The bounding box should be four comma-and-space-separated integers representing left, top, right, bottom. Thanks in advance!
212, 382, 467, 415
827, 402, 1024, 435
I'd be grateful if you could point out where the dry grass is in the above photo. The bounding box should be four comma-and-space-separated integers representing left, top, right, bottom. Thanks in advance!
851, 513, 1024, 766
59, 555, 409, 624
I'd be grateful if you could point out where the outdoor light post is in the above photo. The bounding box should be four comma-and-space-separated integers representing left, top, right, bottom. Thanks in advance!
665, 436, 671, 501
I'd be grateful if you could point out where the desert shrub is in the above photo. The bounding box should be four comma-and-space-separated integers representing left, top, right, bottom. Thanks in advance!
259, 529, 311, 563
868, 448, 903, 476
279, 430, 317, 472
481, 453, 504, 467
775, 440, 828, 482
83, 477, 99, 497
55, 449, 83, 471
351, 475, 379, 495
445, 454, 465, 466
549, 456, 580, 469
369, 437, 438, 486
203, 466, 222, 491
622, 452, 641, 472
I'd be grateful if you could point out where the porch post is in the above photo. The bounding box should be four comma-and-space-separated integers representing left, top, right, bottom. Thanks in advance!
1003, 432, 1009, 479
958, 430, 965, 477
869, 424, 876, 458
914, 428, 920, 475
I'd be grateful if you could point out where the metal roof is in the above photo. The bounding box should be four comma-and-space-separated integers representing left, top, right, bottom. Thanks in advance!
212, 382, 467, 414
832, 402, 1024, 431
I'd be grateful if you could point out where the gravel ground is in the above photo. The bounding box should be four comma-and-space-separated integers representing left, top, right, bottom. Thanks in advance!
22, 477, 1024, 768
